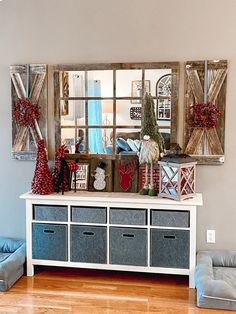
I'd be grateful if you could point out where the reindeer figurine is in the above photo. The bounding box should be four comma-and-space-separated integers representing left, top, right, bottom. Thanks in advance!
117, 159, 137, 192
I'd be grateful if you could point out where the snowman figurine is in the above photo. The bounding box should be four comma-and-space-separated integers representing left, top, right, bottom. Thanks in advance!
93, 161, 106, 191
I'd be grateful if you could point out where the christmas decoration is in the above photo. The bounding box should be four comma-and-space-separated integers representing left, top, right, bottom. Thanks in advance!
190, 103, 220, 128
11, 64, 46, 160
67, 161, 79, 192
158, 153, 197, 201
31, 139, 53, 195
117, 159, 137, 192
139, 164, 159, 192
52, 145, 70, 193
70, 164, 89, 191
68, 162, 79, 172
184, 60, 227, 163
93, 162, 106, 191
140, 93, 164, 153
89, 159, 113, 192
13, 98, 40, 127
139, 93, 164, 196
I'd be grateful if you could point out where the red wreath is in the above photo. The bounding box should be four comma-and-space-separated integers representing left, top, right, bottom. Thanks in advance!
190, 103, 220, 128
13, 98, 40, 127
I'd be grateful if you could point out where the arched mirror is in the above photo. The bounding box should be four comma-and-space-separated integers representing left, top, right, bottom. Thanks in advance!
156, 74, 171, 120
54, 62, 179, 157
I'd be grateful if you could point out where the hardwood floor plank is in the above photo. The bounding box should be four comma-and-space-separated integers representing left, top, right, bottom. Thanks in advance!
0, 267, 230, 314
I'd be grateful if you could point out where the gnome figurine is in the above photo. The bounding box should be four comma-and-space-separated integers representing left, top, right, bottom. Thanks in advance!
139, 93, 165, 196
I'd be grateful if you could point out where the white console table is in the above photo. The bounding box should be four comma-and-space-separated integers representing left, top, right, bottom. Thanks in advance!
20, 191, 203, 288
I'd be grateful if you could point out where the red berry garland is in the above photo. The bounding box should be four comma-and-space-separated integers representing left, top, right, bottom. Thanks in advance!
190, 103, 220, 128
31, 139, 53, 195
13, 98, 40, 127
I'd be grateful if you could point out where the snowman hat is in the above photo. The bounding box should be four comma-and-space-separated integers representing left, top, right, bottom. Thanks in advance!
97, 161, 106, 169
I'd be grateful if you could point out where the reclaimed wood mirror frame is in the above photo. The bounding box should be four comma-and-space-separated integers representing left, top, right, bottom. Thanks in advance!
54, 62, 179, 159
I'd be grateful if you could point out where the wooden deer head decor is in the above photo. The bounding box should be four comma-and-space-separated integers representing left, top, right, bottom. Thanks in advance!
184, 60, 227, 165
10, 64, 48, 160
117, 159, 137, 192
114, 156, 138, 193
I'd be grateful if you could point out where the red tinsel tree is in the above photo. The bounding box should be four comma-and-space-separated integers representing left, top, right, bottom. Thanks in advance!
51, 145, 70, 193
31, 139, 53, 195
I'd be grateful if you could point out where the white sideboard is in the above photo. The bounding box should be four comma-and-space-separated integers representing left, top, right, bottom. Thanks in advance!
20, 191, 203, 288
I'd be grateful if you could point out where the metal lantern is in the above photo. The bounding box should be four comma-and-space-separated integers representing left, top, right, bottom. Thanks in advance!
158, 154, 197, 201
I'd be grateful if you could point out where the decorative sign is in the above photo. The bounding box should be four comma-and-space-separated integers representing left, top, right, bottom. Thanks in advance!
71, 164, 89, 190
89, 159, 113, 192
131, 80, 150, 104
130, 107, 142, 120
114, 156, 139, 193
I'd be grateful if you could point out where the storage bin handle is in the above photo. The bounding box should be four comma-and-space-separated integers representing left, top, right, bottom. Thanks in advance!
43, 229, 55, 234
163, 235, 176, 239
122, 233, 135, 238
83, 231, 95, 236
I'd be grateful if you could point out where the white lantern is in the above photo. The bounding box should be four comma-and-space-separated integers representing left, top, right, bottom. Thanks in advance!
158, 155, 197, 201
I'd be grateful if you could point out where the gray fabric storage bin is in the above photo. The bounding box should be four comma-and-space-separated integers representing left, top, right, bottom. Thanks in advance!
71, 206, 107, 224
32, 223, 68, 261
151, 210, 189, 228
71, 225, 107, 264
110, 227, 147, 266
151, 229, 189, 268
110, 208, 147, 225
33, 205, 68, 222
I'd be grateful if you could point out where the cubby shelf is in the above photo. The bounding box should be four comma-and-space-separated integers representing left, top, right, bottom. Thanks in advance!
20, 191, 203, 288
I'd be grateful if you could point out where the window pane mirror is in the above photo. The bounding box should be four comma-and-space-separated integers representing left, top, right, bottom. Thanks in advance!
54, 62, 179, 157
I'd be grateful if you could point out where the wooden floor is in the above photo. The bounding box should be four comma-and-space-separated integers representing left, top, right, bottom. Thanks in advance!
0, 267, 228, 314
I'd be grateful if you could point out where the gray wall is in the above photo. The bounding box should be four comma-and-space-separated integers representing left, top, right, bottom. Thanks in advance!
0, 0, 235, 249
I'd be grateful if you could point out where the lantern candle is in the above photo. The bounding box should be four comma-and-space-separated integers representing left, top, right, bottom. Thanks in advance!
158, 154, 197, 201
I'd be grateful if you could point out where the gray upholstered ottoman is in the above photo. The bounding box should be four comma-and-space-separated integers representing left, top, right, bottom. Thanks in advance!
195, 250, 236, 311
0, 237, 26, 291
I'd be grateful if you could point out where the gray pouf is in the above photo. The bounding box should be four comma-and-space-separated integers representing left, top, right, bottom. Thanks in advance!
195, 250, 236, 311
0, 237, 26, 291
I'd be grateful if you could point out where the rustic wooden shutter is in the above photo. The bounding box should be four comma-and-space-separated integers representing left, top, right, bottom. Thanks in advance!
11, 64, 47, 160
184, 60, 227, 165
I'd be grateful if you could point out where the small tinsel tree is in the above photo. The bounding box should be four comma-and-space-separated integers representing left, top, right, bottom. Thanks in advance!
51, 145, 70, 193
31, 139, 53, 195
140, 93, 164, 152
